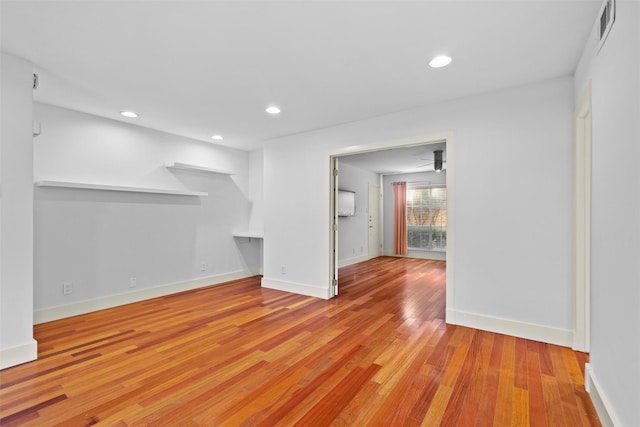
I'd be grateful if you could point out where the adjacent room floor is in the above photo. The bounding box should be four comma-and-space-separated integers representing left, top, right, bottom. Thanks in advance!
0, 257, 600, 425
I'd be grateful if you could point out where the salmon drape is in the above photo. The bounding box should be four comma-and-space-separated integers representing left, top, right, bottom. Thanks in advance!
393, 181, 408, 255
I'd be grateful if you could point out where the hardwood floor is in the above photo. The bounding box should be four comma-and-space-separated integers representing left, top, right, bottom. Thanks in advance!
0, 257, 600, 426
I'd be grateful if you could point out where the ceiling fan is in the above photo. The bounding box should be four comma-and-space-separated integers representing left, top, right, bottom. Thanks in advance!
416, 149, 446, 172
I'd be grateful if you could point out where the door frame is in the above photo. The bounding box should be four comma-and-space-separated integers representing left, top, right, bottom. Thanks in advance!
330, 157, 339, 297
573, 82, 592, 352
328, 131, 455, 325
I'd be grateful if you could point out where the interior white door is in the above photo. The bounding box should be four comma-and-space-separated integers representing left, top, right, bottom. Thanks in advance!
368, 184, 381, 258
330, 157, 339, 296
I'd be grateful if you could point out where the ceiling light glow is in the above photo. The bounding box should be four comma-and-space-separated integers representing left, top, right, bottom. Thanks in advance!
120, 111, 138, 118
265, 106, 281, 114
211, 135, 223, 140
429, 55, 452, 68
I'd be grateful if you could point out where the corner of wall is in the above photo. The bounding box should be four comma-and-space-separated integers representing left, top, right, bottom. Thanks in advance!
261, 277, 331, 299
584, 363, 621, 427
0, 339, 37, 370
449, 309, 574, 348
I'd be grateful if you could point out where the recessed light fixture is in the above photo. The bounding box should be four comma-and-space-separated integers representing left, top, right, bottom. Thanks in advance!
211, 134, 223, 140
120, 111, 138, 118
429, 55, 452, 68
265, 106, 281, 115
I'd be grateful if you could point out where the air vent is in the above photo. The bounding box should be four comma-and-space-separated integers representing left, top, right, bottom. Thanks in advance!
597, 0, 616, 54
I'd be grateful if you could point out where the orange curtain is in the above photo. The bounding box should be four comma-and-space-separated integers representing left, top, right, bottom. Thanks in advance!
393, 182, 408, 255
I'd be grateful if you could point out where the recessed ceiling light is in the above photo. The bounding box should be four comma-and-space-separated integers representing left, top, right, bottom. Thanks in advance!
265, 106, 281, 114
429, 55, 452, 68
120, 111, 138, 118
211, 134, 223, 140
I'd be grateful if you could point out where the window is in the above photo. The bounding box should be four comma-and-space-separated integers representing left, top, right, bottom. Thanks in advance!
406, 187, 446, 251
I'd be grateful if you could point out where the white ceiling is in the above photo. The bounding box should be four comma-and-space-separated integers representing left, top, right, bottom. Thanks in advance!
339, 142, 447, 174
1, 1, 599, 151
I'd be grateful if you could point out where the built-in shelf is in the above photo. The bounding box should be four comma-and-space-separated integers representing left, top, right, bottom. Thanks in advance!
165, 162, 233, 175
233, 232, 264, 239
35, 180, 208, 197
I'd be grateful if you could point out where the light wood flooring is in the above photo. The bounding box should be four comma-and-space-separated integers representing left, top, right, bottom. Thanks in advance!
0, 257, 600, 426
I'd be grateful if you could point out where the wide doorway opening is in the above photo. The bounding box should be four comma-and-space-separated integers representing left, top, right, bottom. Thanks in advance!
329, 133, 454, 324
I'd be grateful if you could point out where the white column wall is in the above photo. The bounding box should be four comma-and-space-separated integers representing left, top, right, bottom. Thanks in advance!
573, 2, 640, 425
0, 53, 37, 369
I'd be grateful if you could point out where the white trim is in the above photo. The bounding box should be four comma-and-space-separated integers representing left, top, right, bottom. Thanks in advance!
261, 277, 331, 299
233, 232, 264, 239
450, 309, 574, 347
444, 134, 455, 324
573, 81, 592, 352
34, 270, 255, 324
0, 339, 38, 370
35, 180, 207, 197
382, 250, 446, 261
165, 162, 233, 175
330, 132, 451, 157
338, 254, 370, 268
584, 363, 620, 427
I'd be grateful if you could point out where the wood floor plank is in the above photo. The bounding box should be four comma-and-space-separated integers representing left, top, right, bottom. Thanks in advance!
0, 257, 600, 426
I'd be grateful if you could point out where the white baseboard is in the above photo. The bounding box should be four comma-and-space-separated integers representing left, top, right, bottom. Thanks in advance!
261, 277, 330, 299
584, 363, 620, 427
34, 270, 255, 324
338, 254, 370, 268
0, 339, 38, 370
382, 250, 446, 261
448, 309, 573, 347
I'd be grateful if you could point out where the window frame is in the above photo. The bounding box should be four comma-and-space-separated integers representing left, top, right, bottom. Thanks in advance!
406, 184, 447, 252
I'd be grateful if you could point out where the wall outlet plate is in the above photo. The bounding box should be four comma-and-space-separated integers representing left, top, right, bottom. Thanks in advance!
63, 282, 72, 295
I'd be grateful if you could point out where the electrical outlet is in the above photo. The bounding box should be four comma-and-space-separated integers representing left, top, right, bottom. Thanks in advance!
63, 282, 72, 295
281, 265, 287, 275
201, 261, 207, 271
129, 277, 137, 288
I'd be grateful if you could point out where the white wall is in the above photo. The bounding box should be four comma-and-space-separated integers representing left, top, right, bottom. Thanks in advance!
336, 162, 379, 264
0, 53, 37, 369
248, 149, 264, 234
263, 76, 575, 340
574, 2, 639, 425
382, 170, 446, 260
32, 103, 259, 321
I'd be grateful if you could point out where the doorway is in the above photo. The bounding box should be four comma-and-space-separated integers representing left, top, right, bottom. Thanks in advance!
329, 132, 455, 324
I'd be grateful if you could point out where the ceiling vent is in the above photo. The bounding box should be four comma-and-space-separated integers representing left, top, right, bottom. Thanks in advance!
597, 0, 615, 54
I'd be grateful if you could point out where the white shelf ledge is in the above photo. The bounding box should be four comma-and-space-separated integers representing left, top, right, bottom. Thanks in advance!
166, 162, 233, 175
233, 232, 264, 239
35, 180, 208, 197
